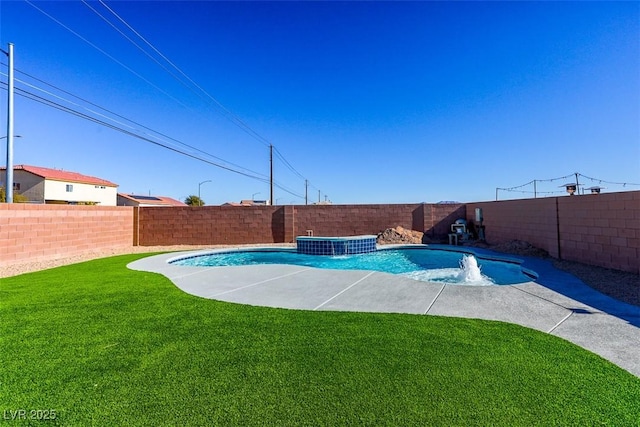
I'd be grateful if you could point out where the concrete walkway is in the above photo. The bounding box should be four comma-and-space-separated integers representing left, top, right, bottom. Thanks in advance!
128, 246, 640, 378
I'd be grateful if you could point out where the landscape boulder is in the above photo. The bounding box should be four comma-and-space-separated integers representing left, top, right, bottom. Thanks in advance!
377, 226, 427, 245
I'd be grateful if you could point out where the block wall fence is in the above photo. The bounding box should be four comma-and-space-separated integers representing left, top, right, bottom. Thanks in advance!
467, 191, 639, 273
0, 204, 133, 267
133, 203, 466, 246
1, 191, 638, 274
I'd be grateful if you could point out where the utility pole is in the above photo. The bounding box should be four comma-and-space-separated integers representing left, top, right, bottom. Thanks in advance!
4, 43, 14, 203
318, 190, 320, 203
305, 179, 308, 205
269, 144, 273, 205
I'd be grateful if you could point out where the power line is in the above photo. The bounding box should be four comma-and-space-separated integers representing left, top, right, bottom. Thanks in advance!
1, 65, 269, 180
0, 82, 305, 198
13, 2, 321, 198
80, 0, 191, 92
95, 0, 316, 195
496, 172, 640, 200
499, 173, 640, 192
96, 0, 271, 148
577, 173, 640, 188
1, 66, 306, 198
15, 83, 303, 200
5, 85, 266, 181
84, 0, 245, 132
23, 0, 191, 111
273, 146, 307, 181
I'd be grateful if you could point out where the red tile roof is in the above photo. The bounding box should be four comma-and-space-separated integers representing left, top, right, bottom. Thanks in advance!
5, 164, 118, 187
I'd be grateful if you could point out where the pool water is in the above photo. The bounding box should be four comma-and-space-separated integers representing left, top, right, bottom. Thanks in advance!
171, 248, 534, 286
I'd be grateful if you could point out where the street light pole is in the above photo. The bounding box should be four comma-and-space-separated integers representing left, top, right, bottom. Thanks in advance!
3, 43, 14, 203
198, 180, 211, 206
252, 192, 260, 201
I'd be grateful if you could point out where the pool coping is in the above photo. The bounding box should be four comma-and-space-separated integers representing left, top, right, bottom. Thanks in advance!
127, 244, 640, 378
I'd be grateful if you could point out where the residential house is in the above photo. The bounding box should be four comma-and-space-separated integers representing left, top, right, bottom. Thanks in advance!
117, 194, 187, 207
222, 199, 270, 206
0, 164, 118, 205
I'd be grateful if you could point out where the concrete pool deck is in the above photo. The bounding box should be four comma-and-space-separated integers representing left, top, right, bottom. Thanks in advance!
127, 246, 640, 378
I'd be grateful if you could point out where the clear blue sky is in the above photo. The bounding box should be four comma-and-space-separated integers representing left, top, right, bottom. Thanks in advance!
1, 1, 638, 204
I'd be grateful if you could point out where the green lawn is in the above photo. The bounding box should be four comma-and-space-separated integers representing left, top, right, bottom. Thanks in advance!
1, 254, 639, 426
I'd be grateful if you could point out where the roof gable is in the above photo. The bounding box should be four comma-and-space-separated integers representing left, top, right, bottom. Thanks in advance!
8, 165, 118, 187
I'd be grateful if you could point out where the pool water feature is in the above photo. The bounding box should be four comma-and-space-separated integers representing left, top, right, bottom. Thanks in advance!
170, 247, 534, 286
296, 235, 377, 255
458, 254, 484, 283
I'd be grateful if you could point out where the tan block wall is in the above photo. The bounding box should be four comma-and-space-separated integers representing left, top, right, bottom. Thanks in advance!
293, 204, 465, 239
466, 198, 560, 258
135, 206, 284, 246
429, 204, 468, 237
0, 204, 133, 267
467, 191, 640, 273
2, 193, 636, 274
558, 191, 639, 273
293, 204, 420, 238
136, 203, 466, 246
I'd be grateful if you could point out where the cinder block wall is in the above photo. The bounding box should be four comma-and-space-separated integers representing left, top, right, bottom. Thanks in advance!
429, 204, 468, 237
135, 205, 286, 246
293, 204, 420, 237
466, 198, 560, 257
136, 203, 466, 246
558, 191, 639, 273
0, 204, 133, 267
2, 193, 636, 274
467, 191, 640, 273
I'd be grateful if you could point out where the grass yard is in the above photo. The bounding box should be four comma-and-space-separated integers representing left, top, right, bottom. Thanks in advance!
1, 254, 639, 426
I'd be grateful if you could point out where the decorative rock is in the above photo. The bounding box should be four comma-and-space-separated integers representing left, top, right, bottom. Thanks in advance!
377, 226, 426, 245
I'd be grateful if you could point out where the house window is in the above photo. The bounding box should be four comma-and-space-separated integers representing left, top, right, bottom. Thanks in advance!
13, 182, 20, 191
66, 184, 73, 192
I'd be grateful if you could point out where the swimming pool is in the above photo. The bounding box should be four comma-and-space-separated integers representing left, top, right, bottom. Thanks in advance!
170, 247, 535, 286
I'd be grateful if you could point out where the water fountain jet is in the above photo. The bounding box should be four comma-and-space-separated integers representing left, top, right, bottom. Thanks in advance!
457, 254, 484, 283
